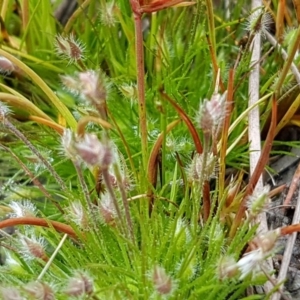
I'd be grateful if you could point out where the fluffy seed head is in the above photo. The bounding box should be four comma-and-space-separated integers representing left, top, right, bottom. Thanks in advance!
100, 1, 116, 27
1, 250, 22, 272
187, 152, 217, 182
246, 185, 270, 216
174, 219, 191, 250
251, 229, 280, 254
236, 248, 264, 279
236, 229, 279, 280
9, 200, 37, 218
60, 74, 81, 95
61, 129, 77, 160
246, 8, 273, 35
64, 271, 93, 297
23, 281, 54, 300
152, 266, 173, 295
19, 234, 48, 261
107, 166, 133, 191
0, 102, 12, 119
0, 287, 22, 300
225, 177, 240, 208
217, 256, 238, 280
198, 92, 227, 137
67, 201, 89, 229
75, 134, 113, 168
119, 83, 137, 101
108, 146, 133, 191
99, 193, 116, 225
54, 34, 85, 64
79, 70, 107, 105
0, 56, 15, 75
61, 70, 109, 112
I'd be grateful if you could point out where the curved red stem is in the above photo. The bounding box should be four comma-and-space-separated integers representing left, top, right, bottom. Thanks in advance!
0, 217, 78, 239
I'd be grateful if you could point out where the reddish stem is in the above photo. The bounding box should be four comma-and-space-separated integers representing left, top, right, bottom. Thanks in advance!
281, 223, 300, 235
160, 90, 203, 154
141, 0, 194, 13
147, 119, 181, 210
130, 0, 148, 170
282, 162, 300, 208
0, 217, 77, 239
229, 96, 277, 239
206, 34, 225, 92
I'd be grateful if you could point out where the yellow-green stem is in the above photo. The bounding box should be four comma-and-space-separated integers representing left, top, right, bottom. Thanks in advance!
63, 0, 92, 34
205, 0, 217, 83
0, 49, 77, 129
274, 24, 300, 95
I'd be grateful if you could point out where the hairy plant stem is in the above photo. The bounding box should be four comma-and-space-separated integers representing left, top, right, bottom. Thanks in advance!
0, 145, 64, 214
131, 5, 148, 174
102, 169, 127, 238
74, 161, 92, 210
113, 163, 135, 243
130, 2, 149, 293
218, 69, 234, 197
201, 135, 210, 222
192, 135, 210, 229
4, 118, 68, 192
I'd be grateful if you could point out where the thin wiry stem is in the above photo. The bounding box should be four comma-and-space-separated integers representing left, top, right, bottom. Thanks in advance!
21, 0, 32, 53
131, 1, 148, 173
73, 161, 92, 209
37, 234, 68, 281
265, 31, 300, 85
113, 163, 135, 244
0, 144, 64, 214
274, 24, 300, 95
205, 0, 217, 84
63, 0, 91, 34
4, 118, 68, 192
102, 169, 127, 237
